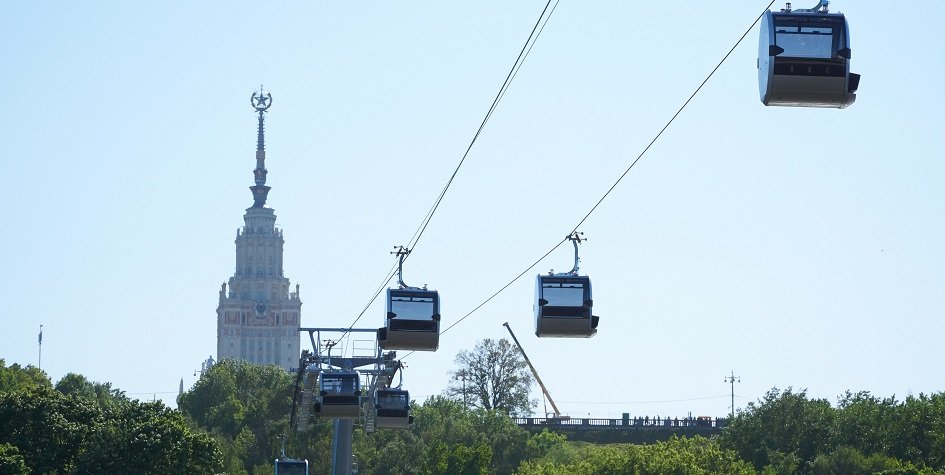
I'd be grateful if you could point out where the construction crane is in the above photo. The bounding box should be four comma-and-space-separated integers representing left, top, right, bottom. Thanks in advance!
502, 322, 568, 420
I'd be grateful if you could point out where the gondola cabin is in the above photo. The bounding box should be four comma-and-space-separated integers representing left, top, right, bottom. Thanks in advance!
274, 458, 309, 475
534, 274, 598, 338
375, 388, 413, 429
378, 288, 440, 351
758, 4, 859, 108
314, 372, 361, 419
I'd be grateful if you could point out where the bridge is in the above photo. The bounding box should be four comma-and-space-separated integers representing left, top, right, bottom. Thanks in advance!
512, 416, 728, 444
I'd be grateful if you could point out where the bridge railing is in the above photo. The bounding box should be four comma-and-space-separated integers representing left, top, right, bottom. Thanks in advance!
512, 416, 727, 430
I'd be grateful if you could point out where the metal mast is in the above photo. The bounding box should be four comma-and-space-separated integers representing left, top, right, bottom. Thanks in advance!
724, 371, 741, 418
503, 322, 565, 419
37, 325, 43, 370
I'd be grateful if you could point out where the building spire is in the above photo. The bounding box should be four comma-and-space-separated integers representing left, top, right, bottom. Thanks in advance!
249, 85, 273, 208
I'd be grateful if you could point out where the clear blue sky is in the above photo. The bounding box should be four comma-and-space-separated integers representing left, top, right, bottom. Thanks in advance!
3, 1, 943, 419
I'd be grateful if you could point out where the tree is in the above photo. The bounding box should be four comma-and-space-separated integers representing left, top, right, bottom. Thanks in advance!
809, 446, 912, 475
0, 443, 29, 475
445, 338, 536, 416
886, 393, 945, 470
720, 387, 836, 471
55, 372, 127, 409
75, 400, 223, 474
0, 359, 50, 393
0, 386, 100, 474
517, 435, 756, 475
0, 384, 223, 474
178, 358, 296, 474
720, 388, 945, 474
353, 396, 534, 475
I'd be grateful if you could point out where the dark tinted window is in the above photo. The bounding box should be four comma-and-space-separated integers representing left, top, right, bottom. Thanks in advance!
390, 292, 436, 320
275, 460, 308, 475
541, 281, 586, 306
378, 392, 408, 409
773, 16, 842, 59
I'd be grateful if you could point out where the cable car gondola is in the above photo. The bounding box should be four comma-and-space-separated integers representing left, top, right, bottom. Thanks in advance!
535, 233, 599, 338
758, 0, 860, 108
375, 388, 413, 429
274, 458, 309, 475
314, 371, 361, 419
378, 246, 440, 351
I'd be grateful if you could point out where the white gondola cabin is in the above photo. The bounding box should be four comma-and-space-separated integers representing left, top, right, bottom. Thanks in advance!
314, 372, 361, 419
378, 246, 441, 351
758, 1, 860, 108
535, 274, 598, 338
535, 232, 599, 338
375, 388, 413, 429
378, 288, 440, 351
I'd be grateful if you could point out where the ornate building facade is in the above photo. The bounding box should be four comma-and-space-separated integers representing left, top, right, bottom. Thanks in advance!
216, 90, 302, 372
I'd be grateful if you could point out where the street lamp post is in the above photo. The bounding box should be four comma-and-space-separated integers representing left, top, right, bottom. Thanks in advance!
724, 371, 740, 418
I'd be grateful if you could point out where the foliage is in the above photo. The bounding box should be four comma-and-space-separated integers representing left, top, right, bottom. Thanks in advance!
445, 338, 536, 416
426, 441, 492, 475
0, 386, 101, 473
809, 446, 910, 475
0, 359, 50, 393
10, 354, 945, 475
524, 430, 568, 460
721, 387, 945, 474
516, 435, 755, 475
355, 396, 529, 475
55, 372, 128, 410
0, 384, 222, 474
0, 443, 30, 475
76, 400, 223, 474
178, 358, 300, 474
720, 387, 835, 469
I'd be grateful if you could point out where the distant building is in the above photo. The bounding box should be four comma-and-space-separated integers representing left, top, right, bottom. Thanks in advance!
216, 90, 302, 372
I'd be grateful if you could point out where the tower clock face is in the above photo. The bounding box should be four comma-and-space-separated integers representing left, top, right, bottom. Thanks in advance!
254, 300, 269, 318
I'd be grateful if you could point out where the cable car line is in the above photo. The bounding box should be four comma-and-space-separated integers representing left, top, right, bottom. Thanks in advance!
337, 0, 561, 340
340, 260, 400, 341
571, 0, 775, 234
404, 0, 560, 256
404, 0, 776, 358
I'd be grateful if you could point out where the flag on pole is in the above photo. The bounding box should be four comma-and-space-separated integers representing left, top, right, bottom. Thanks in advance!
38, 329, 42, 344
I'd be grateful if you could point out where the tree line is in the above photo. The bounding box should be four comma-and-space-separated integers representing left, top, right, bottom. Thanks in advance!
0, 359, 221, 474
3, 343, 945, 474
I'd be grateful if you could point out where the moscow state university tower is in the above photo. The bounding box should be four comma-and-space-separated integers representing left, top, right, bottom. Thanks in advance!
217, 90, 302, 372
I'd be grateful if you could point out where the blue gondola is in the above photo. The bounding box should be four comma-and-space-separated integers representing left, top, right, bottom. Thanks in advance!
375, 388, 413, 429
274, 458, 309, 475
758, 1, 860, 108
535, 233, 599, 338
315, 372, 361, 419
378, 246, 440, 351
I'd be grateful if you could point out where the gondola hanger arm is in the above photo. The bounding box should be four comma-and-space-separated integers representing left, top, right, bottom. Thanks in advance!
566, 232, 586, 275
391, 246, 412, 289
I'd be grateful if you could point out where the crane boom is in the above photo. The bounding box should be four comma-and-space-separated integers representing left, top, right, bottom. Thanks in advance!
503, 322, 566, 419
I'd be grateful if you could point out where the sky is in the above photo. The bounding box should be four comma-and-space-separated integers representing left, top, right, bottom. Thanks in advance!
2, 1, 943, 420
